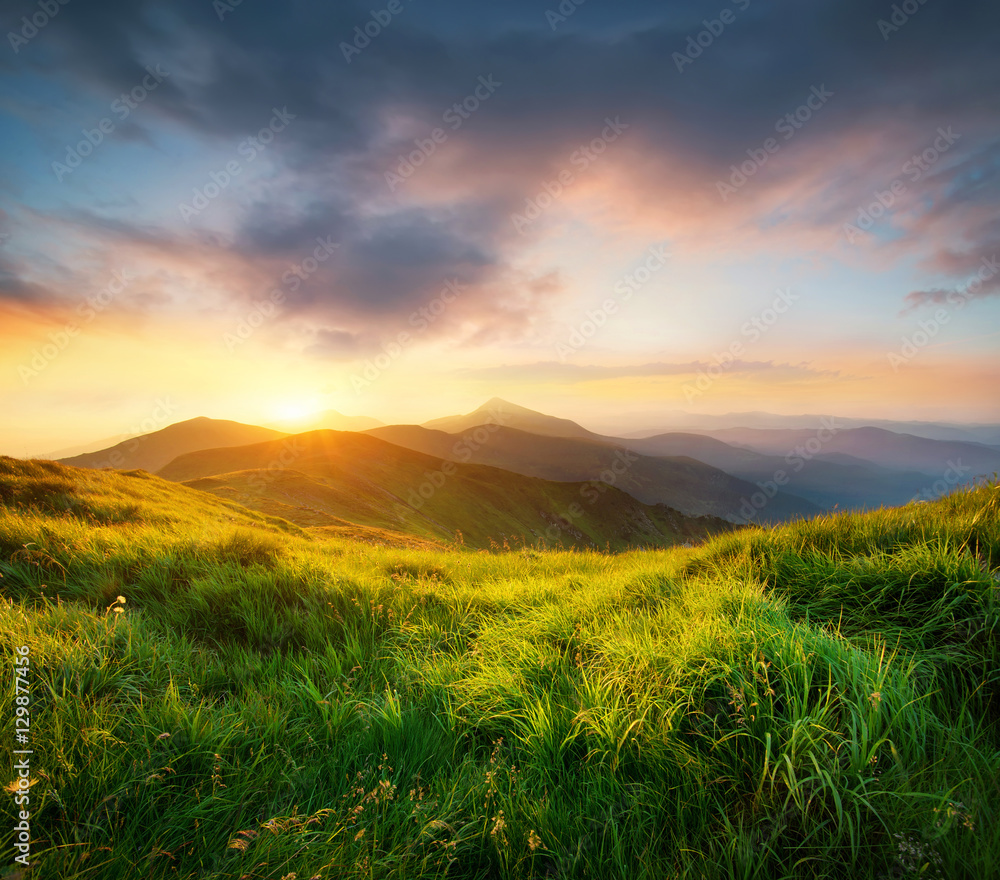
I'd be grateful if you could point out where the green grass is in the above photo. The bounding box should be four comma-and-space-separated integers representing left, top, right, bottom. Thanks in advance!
1, 456, 998, 879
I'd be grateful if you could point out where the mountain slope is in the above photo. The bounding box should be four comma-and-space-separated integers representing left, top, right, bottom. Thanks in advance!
157, 430, 735, 549
58, 417, 287, 473
366, 424, 820, 523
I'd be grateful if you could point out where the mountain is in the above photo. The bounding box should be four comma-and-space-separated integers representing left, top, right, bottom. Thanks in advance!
156, 430, 735, 549
622, 431, 938, 510
697, 426, 1000, 478
366, 424, 820, 523
423, 398, 597, 440
621, 411, 1000, 446
58, 417, 287, 473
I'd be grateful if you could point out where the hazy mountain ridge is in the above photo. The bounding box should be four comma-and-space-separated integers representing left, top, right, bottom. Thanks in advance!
38, 400, 999, 541
698, 425, 1000, 477
620, 410, 1000, 446
622, 431, 949, 510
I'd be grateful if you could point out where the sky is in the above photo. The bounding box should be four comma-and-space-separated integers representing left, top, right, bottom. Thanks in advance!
2, 0, 999, 455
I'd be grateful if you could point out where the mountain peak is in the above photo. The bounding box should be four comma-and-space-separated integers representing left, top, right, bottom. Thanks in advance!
475, 398, 539, 415
423, 398, 595, 439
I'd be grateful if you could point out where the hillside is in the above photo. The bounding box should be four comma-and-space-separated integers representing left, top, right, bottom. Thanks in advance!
1, 458, 998, 878
58, 417, 286, 473
156, 431, 733, 550
367, 423, 821, 523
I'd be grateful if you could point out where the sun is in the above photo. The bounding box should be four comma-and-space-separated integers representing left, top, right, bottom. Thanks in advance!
271, 399, 322, 425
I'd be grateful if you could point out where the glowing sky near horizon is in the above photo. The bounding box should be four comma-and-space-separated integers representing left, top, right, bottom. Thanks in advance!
2, 0, 999, 456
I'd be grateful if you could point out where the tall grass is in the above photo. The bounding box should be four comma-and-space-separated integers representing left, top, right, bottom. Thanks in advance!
1, 457, 998, 878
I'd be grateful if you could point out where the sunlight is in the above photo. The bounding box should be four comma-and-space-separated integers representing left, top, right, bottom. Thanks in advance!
270, 398, 322, 425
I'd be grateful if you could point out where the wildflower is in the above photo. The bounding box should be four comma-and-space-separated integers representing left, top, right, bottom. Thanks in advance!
490, 811, 506, 840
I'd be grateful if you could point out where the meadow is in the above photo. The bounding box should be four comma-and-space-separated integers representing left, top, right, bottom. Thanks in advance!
1, 456, 998, 878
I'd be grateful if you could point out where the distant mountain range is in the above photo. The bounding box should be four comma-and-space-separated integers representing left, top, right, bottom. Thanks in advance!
414, 400, 997, 509
618, 410, 1000, 447
156, 429, 733, 550
367, 423, 819, 523
621, 431, 963, 510
696, 426, 1000, 477
44, 399, 998, 547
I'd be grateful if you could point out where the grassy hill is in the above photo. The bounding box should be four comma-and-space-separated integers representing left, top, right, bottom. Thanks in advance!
156, 431, 732, 550
367, 424, 820, 523
1, 458, 998, 879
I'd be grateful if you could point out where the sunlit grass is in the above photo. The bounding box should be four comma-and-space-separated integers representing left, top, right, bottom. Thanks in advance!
1, 456, 998, 878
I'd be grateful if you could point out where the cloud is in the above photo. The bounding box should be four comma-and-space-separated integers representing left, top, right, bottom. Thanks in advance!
3, 0, 999, 335
305, 328, 375, 361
